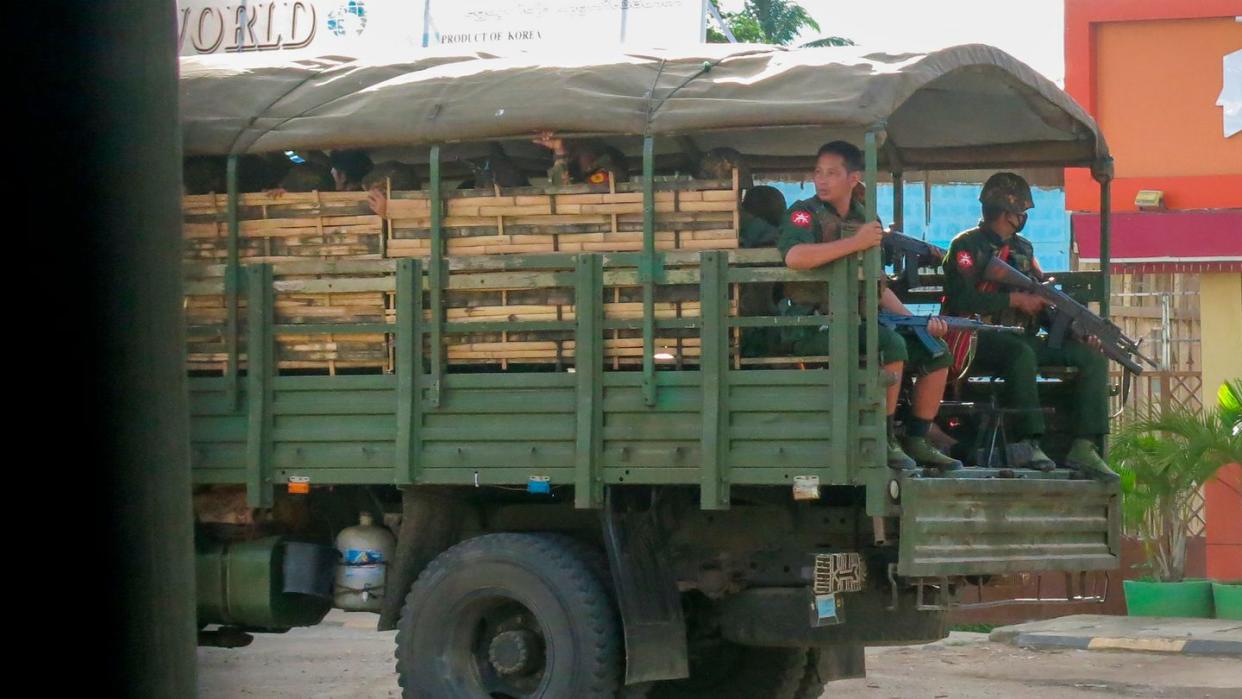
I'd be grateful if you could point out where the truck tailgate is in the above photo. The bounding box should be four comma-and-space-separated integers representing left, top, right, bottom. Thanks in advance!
897, 477, 1120, 578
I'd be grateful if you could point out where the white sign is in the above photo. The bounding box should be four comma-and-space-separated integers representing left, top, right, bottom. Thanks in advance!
177, 0, 706, 56
420, 0, 705, 50
1218, 49, 1241, 139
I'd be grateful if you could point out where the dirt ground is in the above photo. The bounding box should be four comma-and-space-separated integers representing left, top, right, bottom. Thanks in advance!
198, 613, 1242, 698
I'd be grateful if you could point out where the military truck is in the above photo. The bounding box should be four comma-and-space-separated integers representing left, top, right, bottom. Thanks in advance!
181, 45, 1126, 698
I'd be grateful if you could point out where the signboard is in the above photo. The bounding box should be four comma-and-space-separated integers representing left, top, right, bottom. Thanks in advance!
177, 0, 707, 56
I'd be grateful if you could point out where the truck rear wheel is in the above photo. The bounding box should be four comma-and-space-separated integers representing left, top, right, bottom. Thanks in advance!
395, 532, 622, 698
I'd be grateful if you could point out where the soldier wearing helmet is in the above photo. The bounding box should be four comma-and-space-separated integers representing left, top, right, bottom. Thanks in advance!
942, 172, 1115, 481
532, 133, 629, 186
695, 147, 755, 190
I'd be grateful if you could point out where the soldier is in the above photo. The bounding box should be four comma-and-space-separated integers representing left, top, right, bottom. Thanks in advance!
475, 142, 531, 190
361, 161, 421, 192
740, 185, 786, 248
696, 146, 754, 188
692, 147, 787, 356
532, 132, 629, 185
777, 141, 961, 472
267, 150, 361, 197
328, 149, 374, 191
276, 161, 335, 192
362, 161, 422, 219
695, 147, 782, 247
735, 185, 788, 357
941, 172, 1116, 481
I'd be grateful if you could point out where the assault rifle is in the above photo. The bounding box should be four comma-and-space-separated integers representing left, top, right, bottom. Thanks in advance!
878, 312, 1024, 357
982, 256, 1158, 378
882, 230, 947, 290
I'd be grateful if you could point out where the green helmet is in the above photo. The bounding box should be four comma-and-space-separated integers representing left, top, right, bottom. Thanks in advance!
979, 172, 1034, 214
696, 147, 753, 189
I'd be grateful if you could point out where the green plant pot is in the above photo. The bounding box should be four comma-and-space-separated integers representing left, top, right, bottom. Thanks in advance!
1123, 580, 1215, 618
1213, 583, 1242, 620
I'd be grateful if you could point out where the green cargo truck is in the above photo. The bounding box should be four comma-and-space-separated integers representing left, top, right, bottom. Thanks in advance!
182, 45, 1127, 698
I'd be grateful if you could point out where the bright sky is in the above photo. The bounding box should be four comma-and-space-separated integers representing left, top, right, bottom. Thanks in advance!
717, 0, 1066, 85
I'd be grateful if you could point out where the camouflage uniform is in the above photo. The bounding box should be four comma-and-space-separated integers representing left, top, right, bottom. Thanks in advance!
547, 140, 629, 186
696, 147, 755, 189
774, 196, 950, 373
733, 185, 784, 357
942, 173, 1110, 447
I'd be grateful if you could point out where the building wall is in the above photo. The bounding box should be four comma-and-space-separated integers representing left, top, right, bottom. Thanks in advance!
1064, 0, 1242, 583
1200, 273, 1242, 402
1064, 1, 1242, 212
1097, 18, 1242, 180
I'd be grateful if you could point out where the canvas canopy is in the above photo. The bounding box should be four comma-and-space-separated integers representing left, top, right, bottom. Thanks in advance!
179, 43, 1109, 172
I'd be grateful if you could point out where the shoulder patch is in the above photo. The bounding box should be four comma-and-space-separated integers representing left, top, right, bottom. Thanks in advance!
956, 250, 975, 273
790, 210, 813, 228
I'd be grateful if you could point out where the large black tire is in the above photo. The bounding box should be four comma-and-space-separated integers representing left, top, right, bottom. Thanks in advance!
645, 642, 808, 699
541, 535, 653, 699
395, 532, 622, 698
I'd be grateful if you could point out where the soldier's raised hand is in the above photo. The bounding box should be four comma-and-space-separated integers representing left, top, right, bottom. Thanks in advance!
367, 188, 388, 218
532, 131, 566, 155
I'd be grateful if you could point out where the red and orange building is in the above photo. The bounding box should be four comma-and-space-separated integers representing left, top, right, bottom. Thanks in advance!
1066, 0, 1241, 580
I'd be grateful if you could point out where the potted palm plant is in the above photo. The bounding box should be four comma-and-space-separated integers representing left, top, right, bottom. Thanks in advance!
1111, 380, 1242, 617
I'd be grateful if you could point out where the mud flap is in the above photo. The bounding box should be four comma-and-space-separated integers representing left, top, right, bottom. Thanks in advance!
602, 487, 690, 684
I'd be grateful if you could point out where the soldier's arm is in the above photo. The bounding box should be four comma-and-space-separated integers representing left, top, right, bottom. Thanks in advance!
784, 238, 867, 270
942, 240, 1010, 315
778, 212, 875, 270
534, 133, 574, 185
547, 156, 572, 186
879, 286, 909, 314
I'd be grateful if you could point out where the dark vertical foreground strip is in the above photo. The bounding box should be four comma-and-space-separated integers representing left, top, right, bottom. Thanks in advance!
23, 1, 196, 695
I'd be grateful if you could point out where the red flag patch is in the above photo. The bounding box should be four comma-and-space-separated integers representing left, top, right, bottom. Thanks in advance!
956, 250, 975, 272
790, 210, 813, 228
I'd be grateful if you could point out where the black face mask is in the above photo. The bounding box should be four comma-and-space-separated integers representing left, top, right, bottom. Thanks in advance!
1010, 211, 1029, 233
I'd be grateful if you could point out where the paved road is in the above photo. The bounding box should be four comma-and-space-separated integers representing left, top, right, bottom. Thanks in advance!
198, 613, 1242, 698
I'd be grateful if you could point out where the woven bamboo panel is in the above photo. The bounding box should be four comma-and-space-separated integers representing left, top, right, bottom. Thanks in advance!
385, 181, 740, 257
182, 191, 383, 263
182, 179, 742, 372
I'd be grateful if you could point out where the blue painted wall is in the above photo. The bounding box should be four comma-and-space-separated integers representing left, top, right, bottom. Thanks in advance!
767, 182, 1071, 271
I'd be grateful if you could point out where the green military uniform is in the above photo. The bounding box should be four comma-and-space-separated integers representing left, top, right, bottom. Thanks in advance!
737, 211, 782, 357
739, 210, 779, 248
774, 196, 951, 373
942, 224, 1109, 439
